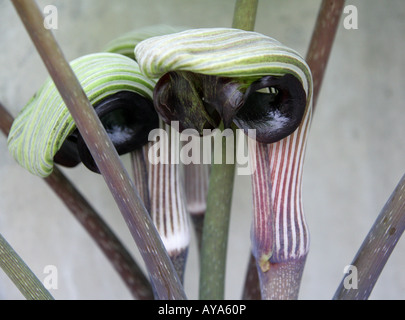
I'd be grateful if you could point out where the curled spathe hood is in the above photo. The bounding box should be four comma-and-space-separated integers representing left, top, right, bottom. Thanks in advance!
134, 28, 313, 144
7, 53, 157, 177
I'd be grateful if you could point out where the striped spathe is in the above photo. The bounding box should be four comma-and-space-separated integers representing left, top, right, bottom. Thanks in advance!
7, 53, 155, 177
135, 28, 311, 94
135, 27, 313, 268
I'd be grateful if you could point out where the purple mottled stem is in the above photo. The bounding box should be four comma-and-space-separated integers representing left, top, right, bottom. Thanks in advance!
242, 254, 261, 300
333, 174, 405, 300
11, 0, 185, 299
1, 101, 153, 300
306, 0, 346, 109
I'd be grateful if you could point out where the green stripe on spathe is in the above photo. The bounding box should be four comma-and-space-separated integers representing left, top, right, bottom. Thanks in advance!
135, 27, 312, 96
7, 52, 156, 178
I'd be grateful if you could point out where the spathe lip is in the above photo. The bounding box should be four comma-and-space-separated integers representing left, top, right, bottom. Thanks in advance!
7, 52, 157, 178
234, 73, 307, 143
153, 71, 306, 144
55, 91, 159, 173
134, 27, 312, 143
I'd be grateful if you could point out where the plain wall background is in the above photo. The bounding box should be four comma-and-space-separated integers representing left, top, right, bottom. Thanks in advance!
0, 0, 404, 299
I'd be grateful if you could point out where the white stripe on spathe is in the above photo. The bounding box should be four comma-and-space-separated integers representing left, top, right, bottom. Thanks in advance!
147, 123, 190, 254
7, 53, 155, 178
135, 28, 311, 90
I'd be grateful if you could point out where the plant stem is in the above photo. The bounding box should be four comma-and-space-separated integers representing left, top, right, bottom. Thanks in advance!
45, 168, 154, 299
333, 173, 405, 300
306, 0, 346, 109
199, 128, 236, 299
306, 0, 405, 300
0, 104, 14, 137
241, 254, 261, 299
232, 0, 258, 31
11, 0, 185, 300
0, 102, 153, 300
0, 233, 54, 300
199, 0, 258, 300
259, 258, 307, 299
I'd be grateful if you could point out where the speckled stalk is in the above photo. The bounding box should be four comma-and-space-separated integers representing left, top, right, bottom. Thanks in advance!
333, 173, 405, 300
1, 101, 153, 300
0, 233, 54, 300
11, 0, 185, 299
306, 0, 346, 109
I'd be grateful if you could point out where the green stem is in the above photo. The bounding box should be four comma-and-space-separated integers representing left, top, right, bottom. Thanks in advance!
11, 0, 185, 300
232, 0, 258, 31
199, 126, 236, 299
0, 233, 54, 300
199, 0, 258, 300
241, 254, 261, 299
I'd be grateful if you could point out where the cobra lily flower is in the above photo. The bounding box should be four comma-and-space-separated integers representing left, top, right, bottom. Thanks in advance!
135, 28, 313, 299
7, 52, 157, 177
146, 121, 190, 282
129, 124, 190, 283
105, 24, 209, 260
135, 28, 309, 143
8, 37, 192, 283
130, 126, 190, 283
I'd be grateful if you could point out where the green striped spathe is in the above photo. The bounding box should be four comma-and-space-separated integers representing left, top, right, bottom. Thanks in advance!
7, 52, 155, 178
135, 28, 315, 284
134, 28, 312, 98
